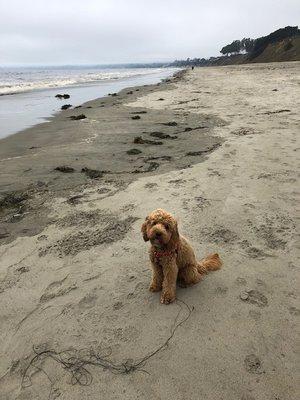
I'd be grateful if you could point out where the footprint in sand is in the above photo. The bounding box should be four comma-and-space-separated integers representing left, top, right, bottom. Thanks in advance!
244, 354, 264, 374
288, 306, 300, 316
78, 292, 98, 310
40, 276, 77, 302
240, 290, 268, 308
113, 301, 124, 310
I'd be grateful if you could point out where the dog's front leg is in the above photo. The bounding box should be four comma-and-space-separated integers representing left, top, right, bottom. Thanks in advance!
149, 262, 163, 292
161, 259, 178, 304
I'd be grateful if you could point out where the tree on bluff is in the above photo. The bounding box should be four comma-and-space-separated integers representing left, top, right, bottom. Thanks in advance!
220, 38, 254, 55
241, 38, 255, 53
220, 40, 242, 55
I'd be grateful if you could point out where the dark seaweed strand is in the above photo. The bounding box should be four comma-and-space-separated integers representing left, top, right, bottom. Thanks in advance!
21, 299, 193, 393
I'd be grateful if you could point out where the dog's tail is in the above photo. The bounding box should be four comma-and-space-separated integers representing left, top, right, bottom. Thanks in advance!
197, 253, 222, 274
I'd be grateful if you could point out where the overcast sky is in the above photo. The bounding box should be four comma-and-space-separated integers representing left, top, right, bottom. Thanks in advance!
0, 0, 299, 66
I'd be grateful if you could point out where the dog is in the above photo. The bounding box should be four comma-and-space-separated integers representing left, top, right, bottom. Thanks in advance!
141, 208, 222, 304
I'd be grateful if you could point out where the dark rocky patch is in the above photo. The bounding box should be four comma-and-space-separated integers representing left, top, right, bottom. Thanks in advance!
55, 94, 70, 99
97, 187, 111, 194
182, 126, 207, 133
66, 195, 84, 205
133, 136, 163, 145
261, 109, 291, 115
132, 162, 159, 173
162, 121, 177, 126
130, 111, 147, 114
145, 156, 172, 161
131, 115, 141, 120
149, 132, 177, 140
168, 179, 186, 185
54, 166, 74, 173
61, 104, 72, 110
158, 98, 165, 101
69, 114, 86, 120
186, 143, 221, 156
127, 148, 142, 155
232, 127, 256, 136
81, 167, 104, 179
144, 182, 158, 189
127, 91, 133, 94
0, 191, 28, 211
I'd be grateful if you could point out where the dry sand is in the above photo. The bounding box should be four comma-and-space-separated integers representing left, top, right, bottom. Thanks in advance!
0, 62, 299, 400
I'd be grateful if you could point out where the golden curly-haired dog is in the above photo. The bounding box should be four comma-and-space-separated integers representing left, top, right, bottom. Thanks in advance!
141, 208, 222, 304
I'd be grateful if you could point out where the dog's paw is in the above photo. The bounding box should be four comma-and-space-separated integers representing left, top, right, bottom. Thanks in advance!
160, 291, 176, 304
149, 283, 162, 292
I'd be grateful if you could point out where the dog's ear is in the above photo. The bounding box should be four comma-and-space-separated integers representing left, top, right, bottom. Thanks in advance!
172, 219, 179, 241
141, 219, 149, 242
168, 218, 179, 249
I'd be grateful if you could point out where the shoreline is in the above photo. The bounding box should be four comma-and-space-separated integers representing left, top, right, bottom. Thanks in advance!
0, 67, 224, 243
0, 67, 179, 139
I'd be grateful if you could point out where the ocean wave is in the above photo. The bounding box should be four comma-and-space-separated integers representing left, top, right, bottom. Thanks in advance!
0, 68, 168, 95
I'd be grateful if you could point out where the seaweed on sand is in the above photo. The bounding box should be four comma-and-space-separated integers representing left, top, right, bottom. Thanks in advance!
22, 300, 193, 395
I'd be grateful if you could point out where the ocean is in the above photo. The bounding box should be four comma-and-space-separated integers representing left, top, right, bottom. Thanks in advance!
0, 66, 178, 139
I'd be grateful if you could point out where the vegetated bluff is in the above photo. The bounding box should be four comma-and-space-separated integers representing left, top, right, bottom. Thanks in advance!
171, 26, 300, 67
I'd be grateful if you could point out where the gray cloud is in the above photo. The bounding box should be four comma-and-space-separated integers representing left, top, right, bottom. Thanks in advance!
0, 0, 299, 65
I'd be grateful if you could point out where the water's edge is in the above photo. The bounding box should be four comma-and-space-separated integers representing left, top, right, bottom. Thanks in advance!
0, 68, 178, 139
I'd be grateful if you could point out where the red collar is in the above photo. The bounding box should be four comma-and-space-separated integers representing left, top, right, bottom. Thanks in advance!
153, 246, 177, 260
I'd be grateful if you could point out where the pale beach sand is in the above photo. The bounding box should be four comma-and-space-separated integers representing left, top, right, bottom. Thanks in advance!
0, 62, 299, 400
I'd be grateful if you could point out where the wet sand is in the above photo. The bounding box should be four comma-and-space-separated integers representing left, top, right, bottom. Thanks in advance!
0, 62, 299, 400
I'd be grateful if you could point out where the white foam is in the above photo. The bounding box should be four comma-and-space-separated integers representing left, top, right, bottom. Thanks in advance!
0, 68, 168, 95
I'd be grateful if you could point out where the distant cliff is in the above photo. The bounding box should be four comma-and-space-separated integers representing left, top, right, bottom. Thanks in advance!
170, 26, 300, 67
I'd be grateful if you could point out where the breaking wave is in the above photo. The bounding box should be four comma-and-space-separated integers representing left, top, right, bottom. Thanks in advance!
0, 67, 170, 95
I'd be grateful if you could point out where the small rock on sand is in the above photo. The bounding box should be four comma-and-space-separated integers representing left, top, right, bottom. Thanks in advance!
69, 114, 86, 120
54, 166, 75, 173
55, 94, 70, 99
162, 121, 177, 126
127, 148, 142, 155
81, 167, 104, 179
61, 104, 72, 110
133, 136, 163, 145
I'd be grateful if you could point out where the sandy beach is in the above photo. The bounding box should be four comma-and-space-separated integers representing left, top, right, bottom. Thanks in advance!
0, 62, 299, 400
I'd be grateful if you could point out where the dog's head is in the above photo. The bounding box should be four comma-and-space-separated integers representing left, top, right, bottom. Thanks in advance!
141, 209, 179, 249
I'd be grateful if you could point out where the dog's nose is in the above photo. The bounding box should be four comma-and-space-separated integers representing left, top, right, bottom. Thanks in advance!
155, 232, 162, 238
